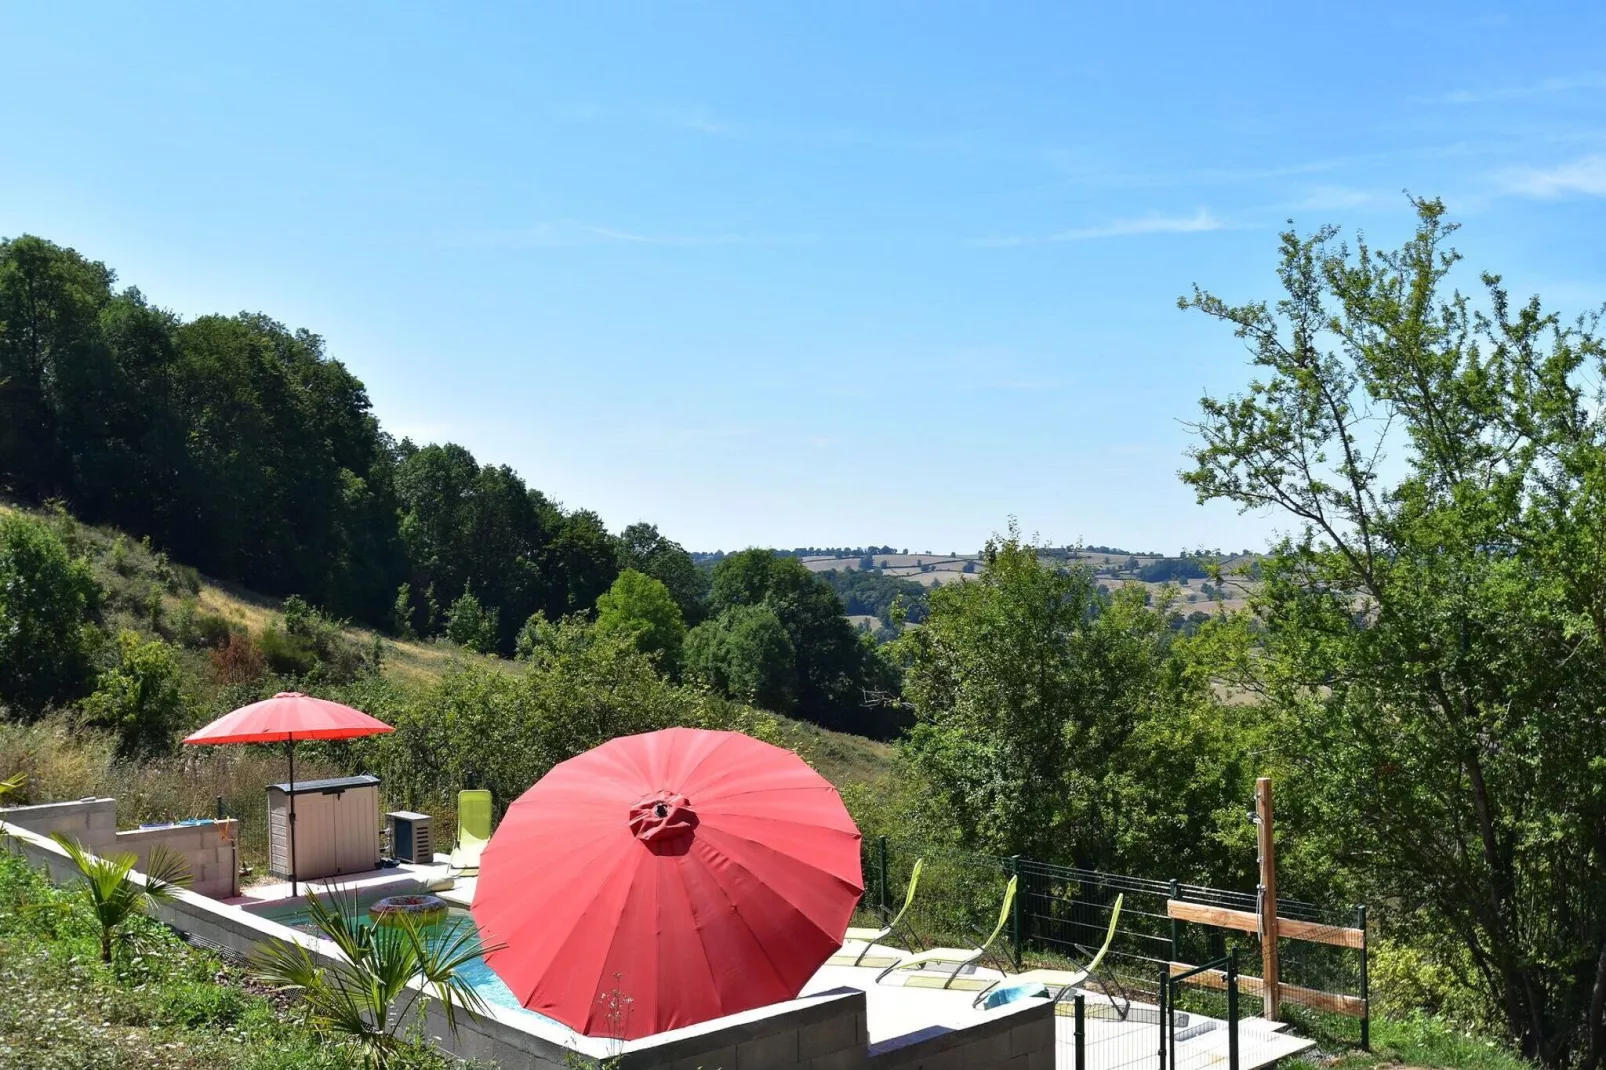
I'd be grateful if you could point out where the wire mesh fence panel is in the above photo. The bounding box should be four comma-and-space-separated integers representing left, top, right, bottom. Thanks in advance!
864, 834, 1369, 1064
1064, 973, 1167, 1070
1167, 956, 1241, 1070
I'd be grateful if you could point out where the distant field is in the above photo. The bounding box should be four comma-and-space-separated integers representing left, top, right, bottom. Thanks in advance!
799, 549, 1259, 611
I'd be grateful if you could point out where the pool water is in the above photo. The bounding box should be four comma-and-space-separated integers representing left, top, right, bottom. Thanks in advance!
259, 902, 548, 1022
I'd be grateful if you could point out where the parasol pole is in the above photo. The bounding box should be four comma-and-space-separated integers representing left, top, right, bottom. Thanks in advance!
288, 733, 298, 898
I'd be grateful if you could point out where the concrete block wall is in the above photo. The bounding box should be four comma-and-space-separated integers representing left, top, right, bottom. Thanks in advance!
115, 820, 239, 899
0, 797, 239, 898
615, 987, 869, 1070
0, 797, 118, 855
867, 998, 1055, 1070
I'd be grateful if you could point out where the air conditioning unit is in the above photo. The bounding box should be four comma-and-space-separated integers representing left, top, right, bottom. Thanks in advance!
387, 811, 433, 864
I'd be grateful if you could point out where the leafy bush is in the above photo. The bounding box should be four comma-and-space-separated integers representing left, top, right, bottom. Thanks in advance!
83, 630, 187, 757
443, 587, 498, 653
594, 569, 686, 671
373, 616, 777, 817
174, 598, 235, 649
0, 511, 103, 715
258, 625, 315, 676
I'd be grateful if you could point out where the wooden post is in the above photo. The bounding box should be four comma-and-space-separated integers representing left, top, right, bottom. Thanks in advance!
1257, 777, 1280, 1020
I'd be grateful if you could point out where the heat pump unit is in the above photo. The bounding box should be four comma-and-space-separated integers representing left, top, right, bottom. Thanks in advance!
387, 811, 433, 864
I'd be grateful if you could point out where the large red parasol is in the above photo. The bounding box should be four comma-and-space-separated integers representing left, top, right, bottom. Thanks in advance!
184, 692, 393, 895
471, 727, 862, 1039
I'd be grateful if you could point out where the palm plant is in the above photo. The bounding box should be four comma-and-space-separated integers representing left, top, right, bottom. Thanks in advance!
252, 888, 496, 1070
51, 833, 191, 963
0, 770, 24, 802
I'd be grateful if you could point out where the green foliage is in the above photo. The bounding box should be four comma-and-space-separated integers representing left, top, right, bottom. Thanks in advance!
897, 526, 1257, 877
1183, 198, 1606, 1066
392, 582, 416, 640
595, 569, 686, 671
372, 616, 778, 817
820, 568, 930, 627
0, 234, 689, 648
705, 549, 897, 735
0, 511, 102, 715
51, 833, 191, 963
443, 587, 498, 654
262, 596, 370, 682
83, 630, 187, 757
685, 605, 798, 712
173, 597, 235, 649
252, 889, 491, 1070
0, 848, 471, 1070
616, 522, 709, 623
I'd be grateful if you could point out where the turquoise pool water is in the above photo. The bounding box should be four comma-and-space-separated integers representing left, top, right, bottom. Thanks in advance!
258, 901, 550, 1023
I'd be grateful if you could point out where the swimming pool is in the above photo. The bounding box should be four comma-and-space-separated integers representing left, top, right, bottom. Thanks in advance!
258, 899, 552, 1023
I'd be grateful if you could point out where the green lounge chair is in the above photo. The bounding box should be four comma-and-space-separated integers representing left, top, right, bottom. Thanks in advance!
833, 858, 924, 967
876, 875, 1018, 990
972, 893, 1123, 1008
449, 789, 492, 876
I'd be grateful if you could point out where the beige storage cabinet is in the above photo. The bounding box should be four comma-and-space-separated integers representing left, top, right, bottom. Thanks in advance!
267, 774, 381, 881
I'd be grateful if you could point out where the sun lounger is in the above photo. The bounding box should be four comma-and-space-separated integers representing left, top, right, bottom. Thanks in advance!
831, 858, 924, 967
876, 875, 1018, 989
448, 789, 492, 877
972, 893, 1123, 1007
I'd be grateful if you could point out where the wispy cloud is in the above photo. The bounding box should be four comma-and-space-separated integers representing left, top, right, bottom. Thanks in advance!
1414, 73, 1606, 106
1497, 155, 1606, 198
970, 209, 1227, 248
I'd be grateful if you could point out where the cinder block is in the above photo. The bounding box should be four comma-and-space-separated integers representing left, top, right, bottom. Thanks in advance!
1025, 1050, 1054, 1070
963, 1030, 1013, 1068
672, 1044, 736, 1070
1009, 1017, 1053, 1058
799, 1010, 860, 1060
87, 808, 119, 832
808, 1048, 866, 1070
735, 1027, 800, 1068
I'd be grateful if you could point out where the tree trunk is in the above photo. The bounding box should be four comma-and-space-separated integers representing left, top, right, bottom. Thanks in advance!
100, 928, 112, 964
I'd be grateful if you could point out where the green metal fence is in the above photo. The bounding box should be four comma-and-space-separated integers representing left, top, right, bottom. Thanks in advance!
861, 833, 1369, 1049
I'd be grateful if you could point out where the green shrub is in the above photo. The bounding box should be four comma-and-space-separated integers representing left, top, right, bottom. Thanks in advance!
444, 587, 498, 653
259, 624, 318, 677
174, 598, 236, 648
82, 630, 188, 757
0, 511, 103, 715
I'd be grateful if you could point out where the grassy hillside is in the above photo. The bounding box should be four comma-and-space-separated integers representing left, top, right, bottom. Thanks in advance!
0, 501, 897, 803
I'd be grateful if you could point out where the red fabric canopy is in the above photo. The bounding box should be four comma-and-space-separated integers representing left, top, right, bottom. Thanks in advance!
182, 692, 394, 745
471, 727, 862, 1039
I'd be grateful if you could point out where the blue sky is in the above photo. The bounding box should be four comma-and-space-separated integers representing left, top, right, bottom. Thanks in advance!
5, 3, 1605, 554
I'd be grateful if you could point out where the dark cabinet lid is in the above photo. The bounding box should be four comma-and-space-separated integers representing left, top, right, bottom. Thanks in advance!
268, 774, 380, 796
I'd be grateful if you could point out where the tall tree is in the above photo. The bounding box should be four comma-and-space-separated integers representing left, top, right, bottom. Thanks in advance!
1183, 198, 1606, 1067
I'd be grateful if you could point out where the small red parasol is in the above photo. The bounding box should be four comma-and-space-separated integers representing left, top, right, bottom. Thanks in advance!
184, 692, 393, 895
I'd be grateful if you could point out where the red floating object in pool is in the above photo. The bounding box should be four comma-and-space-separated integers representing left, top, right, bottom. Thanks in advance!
471, 727, 863, 1039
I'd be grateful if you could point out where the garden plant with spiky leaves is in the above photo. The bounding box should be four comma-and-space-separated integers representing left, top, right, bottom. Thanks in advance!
50, 833, 191, 963
252, 887, 497, 1070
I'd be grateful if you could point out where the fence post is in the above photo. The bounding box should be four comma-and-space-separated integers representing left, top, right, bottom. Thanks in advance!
1074, 992, 1086, 1070
1357, 904, 1370, 1052
1162, 963, 1175, 1066
1227, 950, 1240, 1070
1009, 855, 1023, 968
216, 795, 224, 820
1169, 878, 1181, 964
876, 836, 889, 916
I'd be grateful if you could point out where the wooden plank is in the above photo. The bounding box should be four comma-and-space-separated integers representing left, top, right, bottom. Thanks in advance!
1258, 777, 1280, 1020
1279, 982, 1368, 1018
1279, 916, 1366, 950
1169, 961, 1265, 995
1168, 963, 1368, 1019
1167, 899, 1366, 949
1166, 900, 1259, 932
